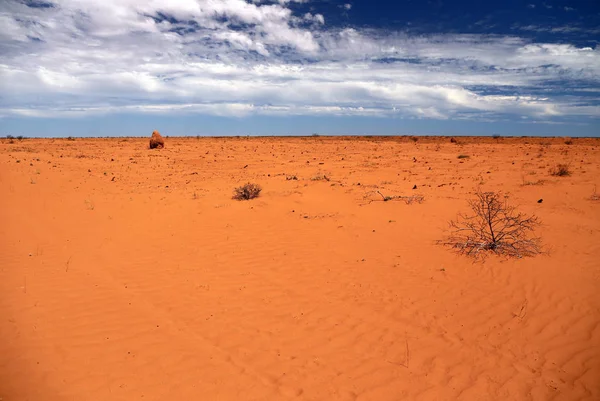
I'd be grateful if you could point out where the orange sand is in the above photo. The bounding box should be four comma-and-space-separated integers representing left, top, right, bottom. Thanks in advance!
1, 136, 599, 401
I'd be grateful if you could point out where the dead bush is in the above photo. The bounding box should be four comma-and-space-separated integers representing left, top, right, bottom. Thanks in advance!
233, 183, 262, 200
311, 173, 330, 181
550, 163, 571, 177
367, 191, 424, 204
149, 130, 165, 149
591, 186, 600, 201
440, 190, 542, 259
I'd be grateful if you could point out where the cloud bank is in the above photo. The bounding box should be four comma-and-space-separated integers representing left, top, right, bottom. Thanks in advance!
0, 0, 599, 121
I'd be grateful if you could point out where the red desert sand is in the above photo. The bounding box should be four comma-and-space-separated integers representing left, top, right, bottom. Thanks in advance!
1, 136, 599, 401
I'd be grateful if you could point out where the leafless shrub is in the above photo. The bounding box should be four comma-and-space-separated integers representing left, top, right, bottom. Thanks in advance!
311, 173, 330, 181
402, 195, 425, 204
233, 183, 262, 200
440, 190, 542, 259
591, 186, 600, 201
564, 138, 573, 145
521, 173, 545, 186
550, 163, 571, 177
375, 191, 424, 204
521, 179, 546, 186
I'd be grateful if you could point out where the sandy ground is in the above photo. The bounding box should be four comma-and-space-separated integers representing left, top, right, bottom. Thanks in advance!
1, 136, 599, 401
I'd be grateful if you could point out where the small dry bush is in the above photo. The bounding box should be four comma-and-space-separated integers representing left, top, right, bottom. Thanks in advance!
591, 186, 600, 201
374, 191, 424, 204
311, 173, 330, 181
550, 163, 571, 177
564, 138, 573, 145
522, 179, 546, 186
440, 190, 542, 259
233, 183, 262, 200
149, 130, 165, 149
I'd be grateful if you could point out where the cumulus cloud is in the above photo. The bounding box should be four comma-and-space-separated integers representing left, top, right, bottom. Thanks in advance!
0, 0, 598, 121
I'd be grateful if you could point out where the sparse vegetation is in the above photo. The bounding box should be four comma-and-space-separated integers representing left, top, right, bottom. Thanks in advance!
311, 173, 330, 181
564, 138, 573, 145
410, 136, 419, 142
440, 190, 542, 259
17, 135, 24, 141
520, 172, 545, 186
67, 136, 75, 141
492, 134, 501, 139
521, 178, 546, 186
84, 199, 95, 210
233, 183, 262, 200
285, 175, 298, 181
590, 186, 600, 201
550, 163, 571, 177
375, 191, 424, 204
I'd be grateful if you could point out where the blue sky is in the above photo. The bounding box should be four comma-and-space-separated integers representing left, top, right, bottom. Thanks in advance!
0, 0, 599, 137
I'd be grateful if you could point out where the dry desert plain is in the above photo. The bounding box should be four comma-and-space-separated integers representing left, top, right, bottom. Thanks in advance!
1, 135, 599, 401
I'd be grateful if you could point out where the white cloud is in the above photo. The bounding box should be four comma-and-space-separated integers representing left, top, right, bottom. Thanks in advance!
303, 12, 324, 25
0, 0, 598, 121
